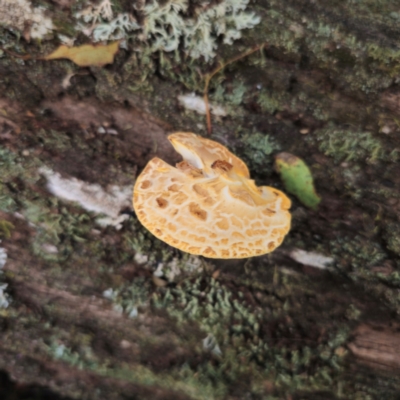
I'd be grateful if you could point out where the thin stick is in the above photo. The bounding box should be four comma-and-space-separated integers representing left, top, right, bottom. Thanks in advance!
203, 43, 267, 135
0, 47, 32, 60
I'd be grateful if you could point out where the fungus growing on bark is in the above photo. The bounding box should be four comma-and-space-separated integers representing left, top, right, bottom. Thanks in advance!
133, 132, 291, 259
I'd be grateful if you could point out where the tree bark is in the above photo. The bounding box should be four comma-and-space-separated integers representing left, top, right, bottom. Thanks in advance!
1, 0, 400, 398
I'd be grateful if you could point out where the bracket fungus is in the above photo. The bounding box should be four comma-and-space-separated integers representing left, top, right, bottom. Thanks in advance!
133, 132, 291, 259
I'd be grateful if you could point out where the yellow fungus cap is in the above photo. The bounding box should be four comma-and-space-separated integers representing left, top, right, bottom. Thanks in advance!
133, 132, 291, 259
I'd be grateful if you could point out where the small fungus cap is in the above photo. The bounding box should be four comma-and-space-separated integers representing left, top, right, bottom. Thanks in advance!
133, 132, 291, 259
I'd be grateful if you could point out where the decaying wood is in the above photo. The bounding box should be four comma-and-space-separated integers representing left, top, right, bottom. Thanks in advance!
1, 0, 400, 398
349, 324, 400, 370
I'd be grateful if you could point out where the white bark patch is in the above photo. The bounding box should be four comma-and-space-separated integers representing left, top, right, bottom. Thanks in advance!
40, 167, 132, 229
178, 93, 227, 117
289, 249, 334, 269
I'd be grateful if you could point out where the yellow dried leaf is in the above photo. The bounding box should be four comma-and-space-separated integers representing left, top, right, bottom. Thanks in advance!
44, 42, 119, 67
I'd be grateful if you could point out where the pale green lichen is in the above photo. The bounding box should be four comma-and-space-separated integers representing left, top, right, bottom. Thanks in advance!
75, 0, 140, 42
93, 13, 140, 42
144, 0, 260, 60
76, 0, 260, 61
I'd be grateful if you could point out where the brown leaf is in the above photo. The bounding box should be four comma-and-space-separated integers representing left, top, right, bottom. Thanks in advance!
152, 276, 168, 287
44, 41, 119, 67
212, 269, 220, 280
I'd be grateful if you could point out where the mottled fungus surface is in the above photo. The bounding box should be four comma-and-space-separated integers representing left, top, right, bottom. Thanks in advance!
133, 132, 291, 258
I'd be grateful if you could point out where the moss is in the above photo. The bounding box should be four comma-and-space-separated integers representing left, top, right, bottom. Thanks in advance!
47, 338, 220, 400
22, 199, 92, 262
345, 304, 362, 321
330, 235, 387, 273
0, 145, 22, 180
1, 0, 400, 398
154, 51, 204, 93
35, 129, 76, 152
0, 220, 14, 239
122, 221, 178, 266
48, 340, 101, 371
123, 51, 155, 94
103, 277, 151, 317
328, 234, 400, 313
257, 89, 289, 115
224, 81, 248, 106
51, 14, 78, 38
249, 0, 400, 97
151, 275, 355, 396
0, 145, 41, 212
383, 222, 400, 258
239, 131, 281, 175
311, 124, 386, 164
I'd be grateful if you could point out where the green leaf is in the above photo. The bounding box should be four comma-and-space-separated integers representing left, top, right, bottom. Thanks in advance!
275, 152, 321, 210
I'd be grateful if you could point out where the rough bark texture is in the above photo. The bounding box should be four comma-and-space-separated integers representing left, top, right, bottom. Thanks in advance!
1, 0, 400, 399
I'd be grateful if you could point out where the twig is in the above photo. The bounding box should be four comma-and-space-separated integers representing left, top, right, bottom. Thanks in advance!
0, 47, 32, 61
203, 43, 268, 135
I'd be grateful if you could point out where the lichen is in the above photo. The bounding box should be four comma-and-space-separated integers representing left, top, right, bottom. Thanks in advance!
75, 0, 260, 62
0, 0, 53, 40
145, 0, 260, 61
75, 1, 140, 42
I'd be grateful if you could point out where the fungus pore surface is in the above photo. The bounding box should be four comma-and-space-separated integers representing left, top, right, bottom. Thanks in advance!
133, 132, 291, 259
